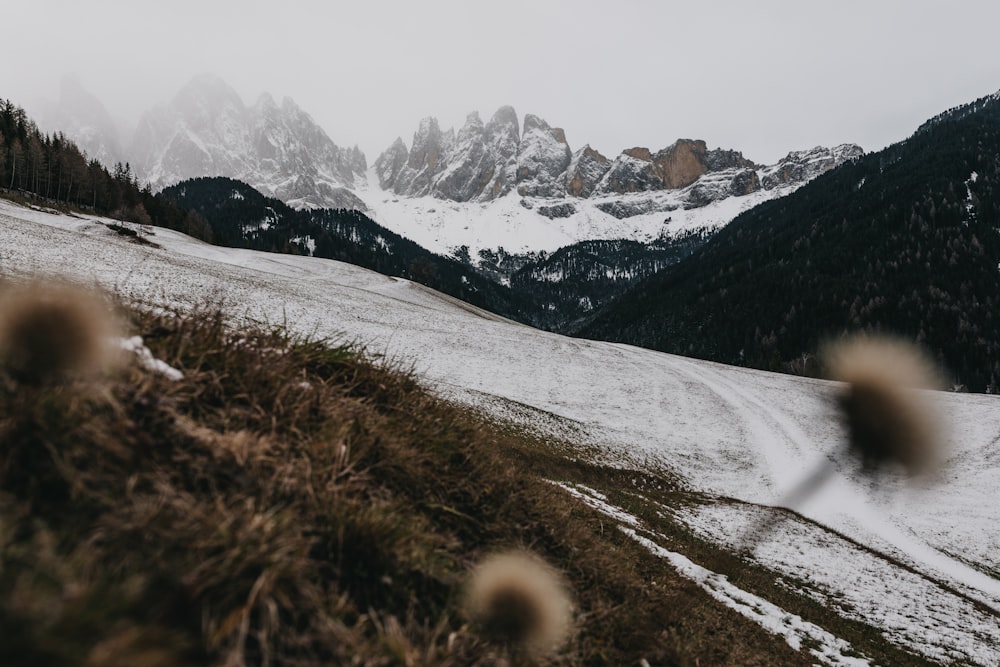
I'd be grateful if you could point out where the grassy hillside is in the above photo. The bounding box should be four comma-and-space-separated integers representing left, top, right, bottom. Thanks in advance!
0, 283, 830, 666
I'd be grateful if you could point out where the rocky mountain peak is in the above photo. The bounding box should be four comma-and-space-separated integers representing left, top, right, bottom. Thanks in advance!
374, 137, 409, 190
759, 144, 863, 190
373, 107, 860, 213
593, 139, 755, 196
522, 113, 547, 135
461, 111, 484, 132
131, 75, 367, 210
255, 92, 278, 111
389, 116, 449, 197
623, 147, 653, 161
652, 139, 709, 189
478, 106, 521, 200
487, 106, 520, 140
432, 112, 491, 201
516, 113, 572, 197
347, 145, 367, 174
171, 74, 246, 125
565, 145, 611, 198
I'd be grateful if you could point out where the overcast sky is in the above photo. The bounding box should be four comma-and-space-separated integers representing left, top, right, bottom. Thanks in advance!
4, 0, 1000, 165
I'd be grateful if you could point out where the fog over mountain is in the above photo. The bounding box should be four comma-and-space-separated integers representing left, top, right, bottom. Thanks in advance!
30, 75, 860, 250
6, 1, 1000, 169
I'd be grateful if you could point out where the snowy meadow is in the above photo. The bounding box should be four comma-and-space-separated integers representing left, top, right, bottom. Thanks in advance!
1, 199, 998, 664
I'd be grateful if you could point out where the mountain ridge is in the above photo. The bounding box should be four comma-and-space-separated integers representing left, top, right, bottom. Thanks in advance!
36, 75, 861, 254
131, 74, 368, 210
377, 107, 862, 209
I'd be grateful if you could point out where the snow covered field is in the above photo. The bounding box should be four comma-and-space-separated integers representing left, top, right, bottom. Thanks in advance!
1, 199, 998, 663
360, 170, 801, 257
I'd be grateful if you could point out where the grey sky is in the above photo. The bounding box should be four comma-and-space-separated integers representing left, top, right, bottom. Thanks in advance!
4, 0, 1000, 165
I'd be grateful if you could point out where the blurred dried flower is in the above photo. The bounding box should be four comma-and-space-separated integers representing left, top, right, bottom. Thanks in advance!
824, 334, 944, 476
464, 550, 573, 659
0, 280, 120, 384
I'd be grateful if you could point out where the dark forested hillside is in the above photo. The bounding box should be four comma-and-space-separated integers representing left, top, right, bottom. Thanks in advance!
580, 91, 1000, 392
159, 177, 538, 321
507, 234, 708, 331
159, 178, 713, 332
0, 97, 123, 211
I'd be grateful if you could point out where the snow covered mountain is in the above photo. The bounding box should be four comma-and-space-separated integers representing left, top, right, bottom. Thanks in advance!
363, 145, 863, 258
367, 107, 861, 255
131, 75, 367, 210
33, 76, 125, 167
376, 107, 861, 206
34, 78, 860, 255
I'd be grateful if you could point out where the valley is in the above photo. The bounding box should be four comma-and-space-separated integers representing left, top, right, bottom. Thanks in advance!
2, 198, 998, 664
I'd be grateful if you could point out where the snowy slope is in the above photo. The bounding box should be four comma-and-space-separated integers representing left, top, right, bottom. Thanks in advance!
2, 199, 999, 663
360, 170, 804, 257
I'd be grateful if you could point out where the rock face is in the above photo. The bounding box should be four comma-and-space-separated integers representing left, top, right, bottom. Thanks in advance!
132, 75, 368, 209
596, 147, 665, 194
374, 137, 409, 190
596, 140, 755, 195
380, 107, 523, 202
760, 144, 864, 190
481, 106, 520, 200
377, 107, 525, 201
653, 140, 712, 190
516, 114, 571, 197
433, 112, 494, 201
389, 117, 451, 197
565, 145, 611, 197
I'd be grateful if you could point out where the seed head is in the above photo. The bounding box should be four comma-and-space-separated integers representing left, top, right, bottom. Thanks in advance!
823, 335, 944, 476
464, 550, 573, 658
0, 281, 120, 384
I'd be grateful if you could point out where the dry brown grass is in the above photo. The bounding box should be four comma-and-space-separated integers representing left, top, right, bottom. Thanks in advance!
0, 299, 815, 666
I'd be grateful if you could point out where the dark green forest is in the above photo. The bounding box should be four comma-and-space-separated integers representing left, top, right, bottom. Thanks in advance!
580, 92, 1000, 391
505, 234, 708, 331
159, 177, 539, 322
158, 178, 705, 331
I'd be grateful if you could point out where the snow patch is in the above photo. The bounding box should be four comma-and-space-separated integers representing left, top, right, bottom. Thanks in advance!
555, 483, 871, 667
117, 335, 184, 381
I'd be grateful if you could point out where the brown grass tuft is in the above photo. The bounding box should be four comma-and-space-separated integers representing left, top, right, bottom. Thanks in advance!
0, 280, 120, 384
0, 299, 820, 666
823, 334, 944, 475
464, 550, 574, 659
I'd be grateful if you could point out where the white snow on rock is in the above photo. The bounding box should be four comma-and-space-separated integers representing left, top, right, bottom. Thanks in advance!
361, 175, 799, 257
132, 75, 367, 210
